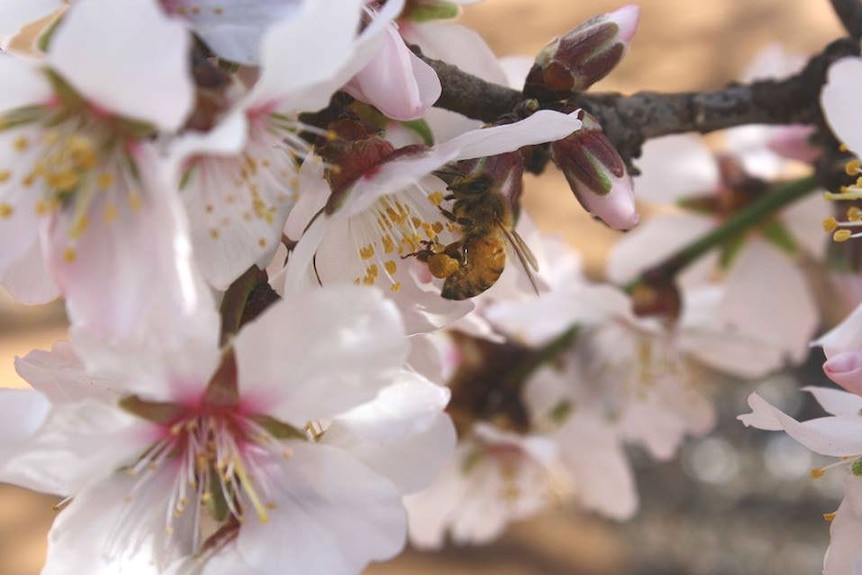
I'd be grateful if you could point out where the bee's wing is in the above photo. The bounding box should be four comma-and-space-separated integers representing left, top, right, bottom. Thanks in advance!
499, 223, 541, 295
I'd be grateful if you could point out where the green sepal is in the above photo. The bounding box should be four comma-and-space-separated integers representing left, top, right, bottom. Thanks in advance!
37, 14, 64, 53
549, 400, 573, 426
401, 119, 434, 146
119, 395, 185, 425
405, 2, 460, 22
760, 219, 799, 256
718, 232, 747, 270
250, 414, 308, 441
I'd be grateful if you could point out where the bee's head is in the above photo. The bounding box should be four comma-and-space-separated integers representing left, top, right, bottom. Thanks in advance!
449, 172, 493, 196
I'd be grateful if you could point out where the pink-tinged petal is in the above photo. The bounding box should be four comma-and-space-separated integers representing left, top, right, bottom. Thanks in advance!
438, 109, 582, 160
803, 386, 862, 417
723, 125, 785, 180
326, 411, 456, 494
0, 0, 62, 48
48, 0, 193, 131
739, 392, 862, 456
166, 0, 303, 65
47, 144, 210, 346
404, 450, 467, 550
43, 472, 191, 575
347, 26, 441, 121
236, 442, 406, 575
779, 189, 830, 259
14, 341, 120, 404
634, 134, 720, 204
720, 240, 817, 365
423, 107, 483, 142
822, 57, 862, 156
0, 388, 50, 462
824, 475, 862, 575
0, 55, 53, 110
487, 283, 628, 347
824, 351, 862, 397
737, 392, 784, 431
679, 285, 786, 379
401, 21, 507, 86
767, 125, 820, 163
0, 238, 60, 304
327, 372, 450, 442
326, 375, 453, 483
818, 302, 862, 358
558, 413, 637, 520
0, 127, 51, 275
174, 111, 296, 289
607, 213, 716, 285
234, 286, 408, 426
249, 0, 364, 113
1, 400, 145, 495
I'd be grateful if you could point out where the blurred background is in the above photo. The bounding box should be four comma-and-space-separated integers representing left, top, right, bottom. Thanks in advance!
0, 1, 851, 573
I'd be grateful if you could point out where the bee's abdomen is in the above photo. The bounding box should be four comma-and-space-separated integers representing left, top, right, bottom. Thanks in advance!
441, 234, 506, 300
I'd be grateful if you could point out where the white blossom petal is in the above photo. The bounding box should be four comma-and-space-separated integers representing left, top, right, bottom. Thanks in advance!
822, 57, 862, 156
234, 286, 408, 426
48, 0, 193, 130
739, 392, 862, 456
633, 134, 720, 204
235, 442, 406, 575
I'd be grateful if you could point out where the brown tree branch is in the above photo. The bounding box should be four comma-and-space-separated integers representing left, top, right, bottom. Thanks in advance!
418, 37, 860, 170
831, 0, 862, 40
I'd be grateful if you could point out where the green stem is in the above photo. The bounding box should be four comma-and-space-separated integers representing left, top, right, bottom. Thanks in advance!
627, 174, 820, 290
509, 326, 579, 385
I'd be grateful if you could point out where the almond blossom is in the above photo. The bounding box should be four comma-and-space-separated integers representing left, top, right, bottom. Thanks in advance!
0, 0, 305, 64
0, 285, 455, 575
0, 0, 206, 340
281, 110, 582, 334
405, 422, 558, 548
170, 0, 401, 289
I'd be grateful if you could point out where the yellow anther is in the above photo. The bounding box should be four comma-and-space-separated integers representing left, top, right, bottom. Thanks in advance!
63, 247, 77, 263
834, 229, 853, 242
431, 222, 444, 234
846, 159, 862, 176
0, 203, 12, 218
97, 172, 114, 190
823, 512, 836, 522
811, 467, 826, 479
390, 282, 402, 293
382, 235, 395, 254
46, 170, 79, 192
359, 245, 375, 260
13, 136, 29, 152
429, 191, 445, 206
823, 217, 839, 232
65, 135, 97, 170
210, 228, 219, 239
367, 263, 379, 278
70, 215, 89, 238
128, 191, 142, 211
0, 170, 11, 184
325, 129, 338, 141
849, 206, 862, 221
384, 260, 397, 275
258, 238, 267, 248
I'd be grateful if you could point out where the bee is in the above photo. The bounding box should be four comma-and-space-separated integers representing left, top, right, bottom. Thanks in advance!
408, 161, 539, 300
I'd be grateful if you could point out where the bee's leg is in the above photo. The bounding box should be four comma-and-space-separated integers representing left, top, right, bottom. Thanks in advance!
438, 207, 473, 227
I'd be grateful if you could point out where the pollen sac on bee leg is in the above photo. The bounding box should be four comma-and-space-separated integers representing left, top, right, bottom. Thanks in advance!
524, 5, 640, 101
550, 111, 638, 231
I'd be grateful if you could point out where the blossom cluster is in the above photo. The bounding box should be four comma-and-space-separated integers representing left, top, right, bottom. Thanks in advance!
0, 0, 860, 574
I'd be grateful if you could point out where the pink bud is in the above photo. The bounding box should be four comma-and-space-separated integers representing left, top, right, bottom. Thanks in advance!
766, 125, 820, 163
525, 5, 640, 99
823, 350, 862, 397
550, 111, 639, 230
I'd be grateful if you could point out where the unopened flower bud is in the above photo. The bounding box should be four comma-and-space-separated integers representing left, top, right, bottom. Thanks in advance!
525, 5, 639, 100
550, 111, 638, 230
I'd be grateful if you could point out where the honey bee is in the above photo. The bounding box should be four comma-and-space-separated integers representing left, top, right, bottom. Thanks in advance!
409, 163, 539, 300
